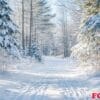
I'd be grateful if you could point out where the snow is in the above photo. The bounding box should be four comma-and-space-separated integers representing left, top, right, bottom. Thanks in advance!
82, 13, 100, 34
0, 56, 100, 100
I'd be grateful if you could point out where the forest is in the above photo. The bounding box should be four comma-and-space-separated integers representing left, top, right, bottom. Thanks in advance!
0, 0, 100, 100
0, 0, 99, 69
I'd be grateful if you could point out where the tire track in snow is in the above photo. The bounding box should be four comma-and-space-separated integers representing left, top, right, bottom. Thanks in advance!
59, 78, 89, 100
0, 57, 92, 100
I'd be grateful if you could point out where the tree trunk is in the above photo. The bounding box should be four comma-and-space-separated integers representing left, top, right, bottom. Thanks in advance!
29, 0, 33, 55
63, 9, 69, 57
22, 0, 25, 51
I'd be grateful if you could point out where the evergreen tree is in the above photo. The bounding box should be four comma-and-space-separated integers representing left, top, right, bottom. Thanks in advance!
37, 0, 55, 56
29, 0, 54, 54
0, 0, 20, 57
72, 0, 100, 69
30, 42, 42, 62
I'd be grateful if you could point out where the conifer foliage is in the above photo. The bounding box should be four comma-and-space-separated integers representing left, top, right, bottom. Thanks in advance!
0, 0, 20, 57
30, 42, 42, 62
72, 0, 100, 69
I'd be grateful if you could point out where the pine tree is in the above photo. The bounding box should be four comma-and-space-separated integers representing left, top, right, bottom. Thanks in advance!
0, 0, 20, 57
27, 0, 55, 57
72, 0, 100, 70
30, 42, 42, 62
36, 0, 55, 56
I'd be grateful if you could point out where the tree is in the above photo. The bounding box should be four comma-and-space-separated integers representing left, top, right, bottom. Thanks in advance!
72, 0, 100, 70
56, 0, 81, 57
27, 0, 55, 57
22, 0, 25, 51
33, 0, 55, 56
0, 0, 20, 57
7, 0, 55, 58
30, 42, 42, 62
28, 0, 33, 56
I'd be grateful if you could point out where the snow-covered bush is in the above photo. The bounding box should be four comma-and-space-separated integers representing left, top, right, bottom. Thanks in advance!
0, 47, 17, 71
29, 42, 42, 62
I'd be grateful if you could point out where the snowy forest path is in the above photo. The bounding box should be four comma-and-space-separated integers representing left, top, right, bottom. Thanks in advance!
0, 57, 92, 100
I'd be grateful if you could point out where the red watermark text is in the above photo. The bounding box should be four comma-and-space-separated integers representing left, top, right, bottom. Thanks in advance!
92, 93, 100, 100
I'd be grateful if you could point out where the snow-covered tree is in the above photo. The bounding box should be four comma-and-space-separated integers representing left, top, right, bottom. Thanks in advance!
29, 42, 42, 62
26, 0, 55, 57
7, 0, 55, 58
72, 0, 100, 70
32, 0, 55, 56
0, 0, 20, 57
56, 0, 82, 57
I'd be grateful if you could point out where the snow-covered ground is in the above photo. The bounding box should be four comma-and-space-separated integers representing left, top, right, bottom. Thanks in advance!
0, 56, 100, 100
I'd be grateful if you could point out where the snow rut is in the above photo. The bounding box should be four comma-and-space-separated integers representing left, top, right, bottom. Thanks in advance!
0, 76, 89, 100
0, 57, 91, 100
6, 77, 89, 100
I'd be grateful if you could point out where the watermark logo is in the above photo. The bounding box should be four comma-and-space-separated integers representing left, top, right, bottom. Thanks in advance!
92, 93, 100, 100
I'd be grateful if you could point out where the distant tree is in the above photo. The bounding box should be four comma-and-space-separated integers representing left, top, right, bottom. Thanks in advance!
22, 0, 25, 51
34, 0, 55, 56
30, 42, 42, 62
28, 0, 33, 56
56, 0, 81, 57
27, 0, 55, 57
